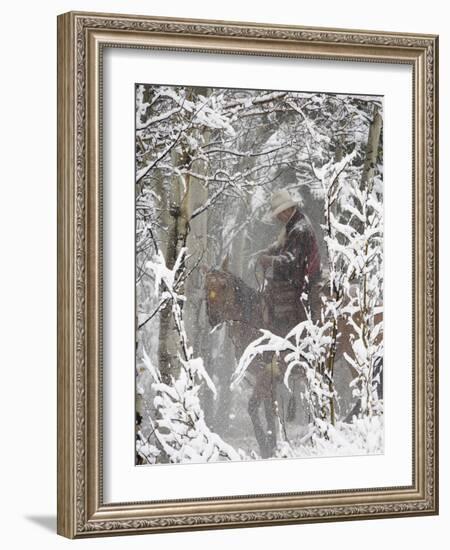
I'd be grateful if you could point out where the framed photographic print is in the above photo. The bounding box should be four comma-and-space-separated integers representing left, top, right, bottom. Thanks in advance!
57, 11, 439, 538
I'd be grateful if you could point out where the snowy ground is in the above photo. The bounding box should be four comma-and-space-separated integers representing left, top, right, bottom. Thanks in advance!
220, 412, 384, 462
139, 365, 384, 464
276, 415, 384, 459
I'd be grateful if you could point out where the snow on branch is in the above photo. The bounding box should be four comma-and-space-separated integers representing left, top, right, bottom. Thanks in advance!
230, 294, 337, 439
142, 347, 241, 463
140, 247, 244, 463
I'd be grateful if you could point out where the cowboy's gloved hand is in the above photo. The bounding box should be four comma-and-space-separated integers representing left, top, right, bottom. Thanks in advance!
259, 254, 273, 270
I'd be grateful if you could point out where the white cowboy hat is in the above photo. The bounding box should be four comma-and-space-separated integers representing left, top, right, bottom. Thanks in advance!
270, 189, 298, 219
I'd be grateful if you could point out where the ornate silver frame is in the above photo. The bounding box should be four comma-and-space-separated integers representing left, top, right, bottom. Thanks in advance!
57, 11, 439, 538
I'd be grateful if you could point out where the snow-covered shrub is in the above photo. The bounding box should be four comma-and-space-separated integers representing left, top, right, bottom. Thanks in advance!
313, 150, 384, 421
139, 247, 242, 463
230, 296, 337, 441
142, 349, 241, 463
340, 176, 384, 418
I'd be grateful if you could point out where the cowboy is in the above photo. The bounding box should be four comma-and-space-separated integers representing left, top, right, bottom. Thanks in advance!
258, 189, 321, 334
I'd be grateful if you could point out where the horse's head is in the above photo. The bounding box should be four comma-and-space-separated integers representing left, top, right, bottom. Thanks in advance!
205, 267, 240, 327
205, 257, 261, 328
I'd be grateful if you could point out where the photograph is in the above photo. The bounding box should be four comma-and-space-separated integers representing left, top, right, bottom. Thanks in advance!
134, 83, 384, 465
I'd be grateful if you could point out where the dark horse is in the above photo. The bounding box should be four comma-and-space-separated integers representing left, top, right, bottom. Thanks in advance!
204, 261, 376, 458
205, 261, 303, 458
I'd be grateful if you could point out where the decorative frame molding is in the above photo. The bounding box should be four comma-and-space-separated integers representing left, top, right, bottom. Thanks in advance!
57, 11, 439, 538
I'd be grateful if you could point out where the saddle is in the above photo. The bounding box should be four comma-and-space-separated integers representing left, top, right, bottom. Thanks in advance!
270, 281, 301, 319
263, 273, 324, 329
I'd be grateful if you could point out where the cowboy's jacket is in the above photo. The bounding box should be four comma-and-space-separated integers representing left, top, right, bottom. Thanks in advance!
265, 207, 320, 287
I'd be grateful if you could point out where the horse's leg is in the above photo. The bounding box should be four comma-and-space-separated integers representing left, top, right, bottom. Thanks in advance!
248, 384, 270, 458
262, 394, 277, 457
343, 400, 361, 423
261, 358, 280, 458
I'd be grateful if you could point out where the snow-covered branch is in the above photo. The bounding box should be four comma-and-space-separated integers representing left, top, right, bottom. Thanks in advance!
140, 248, 244, 463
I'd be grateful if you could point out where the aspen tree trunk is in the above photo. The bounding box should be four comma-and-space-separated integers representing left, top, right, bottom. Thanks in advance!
359, 104, 383, 416
157, 88, 212, 386
185, 166, 211, 414
157, 155, 187, 384
361, 105, 382, 190
345, 104, 383, 420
